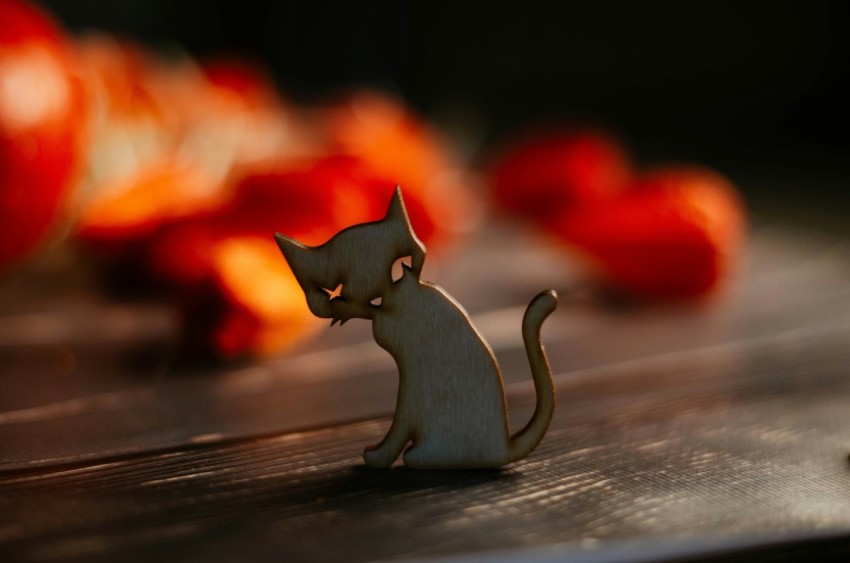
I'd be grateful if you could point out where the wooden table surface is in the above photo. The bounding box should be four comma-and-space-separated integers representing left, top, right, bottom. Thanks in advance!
1, 217, 849, 562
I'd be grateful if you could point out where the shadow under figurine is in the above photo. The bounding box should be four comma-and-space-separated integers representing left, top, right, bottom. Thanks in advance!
275, 187, 557, 469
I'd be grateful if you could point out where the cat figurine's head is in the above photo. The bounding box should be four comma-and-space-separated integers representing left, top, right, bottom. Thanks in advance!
275, 187, 426, 324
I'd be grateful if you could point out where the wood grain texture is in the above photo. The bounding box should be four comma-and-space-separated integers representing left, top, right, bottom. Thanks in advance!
0, 224, 847, 466
1, 330, 849, 562
276, 188, 557, 468
1, 217, 849, 561
0, 225, 848, 472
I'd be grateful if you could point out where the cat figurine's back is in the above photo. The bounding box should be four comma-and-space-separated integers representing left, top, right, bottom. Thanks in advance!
275, 187, 557, 469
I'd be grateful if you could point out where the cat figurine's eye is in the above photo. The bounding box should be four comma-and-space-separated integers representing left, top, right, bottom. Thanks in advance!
391, 256, 412, 283
321, 284, 343, 301
275, 187, 557, 469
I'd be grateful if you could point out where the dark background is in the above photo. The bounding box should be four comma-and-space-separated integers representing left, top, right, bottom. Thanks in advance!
42, 0, 850, 210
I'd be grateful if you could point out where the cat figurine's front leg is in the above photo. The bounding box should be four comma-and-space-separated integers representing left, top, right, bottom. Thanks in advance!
363, 417, 410, 468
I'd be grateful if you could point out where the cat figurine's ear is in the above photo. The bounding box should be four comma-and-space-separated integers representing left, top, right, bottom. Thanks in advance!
385, 186, 426, 275
274, 232, 311, 274
274, 233, 334, 318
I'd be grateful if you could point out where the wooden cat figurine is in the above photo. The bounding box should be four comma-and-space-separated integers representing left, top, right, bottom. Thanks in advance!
275, 187, 557, 469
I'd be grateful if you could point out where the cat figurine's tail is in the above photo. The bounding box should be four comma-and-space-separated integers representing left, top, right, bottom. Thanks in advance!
507, 289, 558, 462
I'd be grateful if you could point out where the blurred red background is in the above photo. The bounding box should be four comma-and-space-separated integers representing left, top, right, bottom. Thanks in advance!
16, 0, 848, 357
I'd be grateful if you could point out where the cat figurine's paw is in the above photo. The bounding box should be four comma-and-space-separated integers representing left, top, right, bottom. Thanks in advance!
363, 445, 396, 468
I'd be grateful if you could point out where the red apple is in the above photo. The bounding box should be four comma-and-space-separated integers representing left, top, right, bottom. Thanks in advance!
548, 166, 745, 299
0, 0, 87, 268
491, 130, 633, 220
